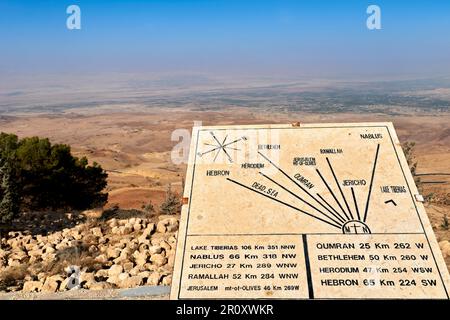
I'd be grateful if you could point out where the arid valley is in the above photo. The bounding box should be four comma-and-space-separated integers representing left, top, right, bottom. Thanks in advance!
1, 76, 450, 298
2, 108, 450, 246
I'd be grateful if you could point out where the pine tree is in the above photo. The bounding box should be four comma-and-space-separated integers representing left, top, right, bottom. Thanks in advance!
0, 160, 19, 224
0, 133, 108, 211
159, 185, 181, 215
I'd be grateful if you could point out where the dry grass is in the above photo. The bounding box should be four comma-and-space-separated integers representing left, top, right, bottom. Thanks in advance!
0, 265, 28, 291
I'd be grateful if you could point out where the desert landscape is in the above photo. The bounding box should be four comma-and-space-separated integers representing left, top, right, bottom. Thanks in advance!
0, 76, 450, 298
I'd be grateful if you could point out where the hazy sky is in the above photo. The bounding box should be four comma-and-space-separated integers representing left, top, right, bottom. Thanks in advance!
1, 0, 450, 78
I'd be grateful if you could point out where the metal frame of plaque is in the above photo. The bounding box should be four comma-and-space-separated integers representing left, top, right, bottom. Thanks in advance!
170, 123, 450, 299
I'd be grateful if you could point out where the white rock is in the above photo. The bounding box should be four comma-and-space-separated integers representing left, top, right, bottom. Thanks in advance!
42, 275, 64, 292
134, 251, 148, 267
439, 240, 450, 257
118, 272, 130, 281
23, 281, 42, 292
149, 245, 162, 254
109, 218, 118, 228
120, 275, 143, 288
111, 226, 120, 234
95, 269, 109, 278
150, 254, 167, 267
146, 272, 161, 286
108, 264, 123, 277
162, 275, 172, 286
156, 221, 167, 233
159, 240, 171, 251
91, 227, 103, 237
106, 247, 121, 259
90, 282, 113, 290
123, 261, 134, 272
168, 254, 175, 267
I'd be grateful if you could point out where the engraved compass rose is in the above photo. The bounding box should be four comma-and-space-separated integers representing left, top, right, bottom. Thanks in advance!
197, 131, 246, 163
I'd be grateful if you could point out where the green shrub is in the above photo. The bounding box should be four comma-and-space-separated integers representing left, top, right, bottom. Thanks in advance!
402, 141, 422, 192
0, 132, 108, 224
442, 215, 449, 230
142, 200, 155, 214
159, 185, 181, 215
0, 161, 19, 224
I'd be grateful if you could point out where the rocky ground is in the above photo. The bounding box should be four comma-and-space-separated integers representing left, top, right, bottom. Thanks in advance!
1, 205, 449, 300
1, 110, 449, 298
0, 209, 178, 294
440, 240, 450, 264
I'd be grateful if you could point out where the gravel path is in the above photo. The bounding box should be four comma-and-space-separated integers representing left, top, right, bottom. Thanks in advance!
0, 285, 170, 300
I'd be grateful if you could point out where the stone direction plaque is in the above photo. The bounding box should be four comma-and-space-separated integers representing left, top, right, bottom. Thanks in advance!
170, 123, 450, 299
